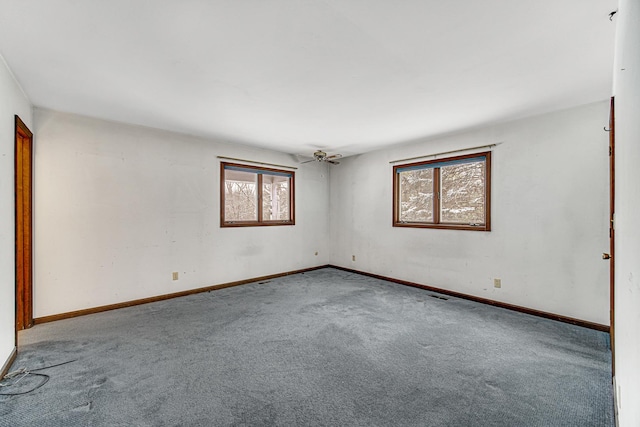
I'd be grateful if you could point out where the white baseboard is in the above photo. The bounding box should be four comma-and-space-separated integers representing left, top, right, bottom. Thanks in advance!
613, 375, 620, 427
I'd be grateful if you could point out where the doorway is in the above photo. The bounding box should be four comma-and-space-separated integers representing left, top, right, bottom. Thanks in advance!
15, 115, 33, 331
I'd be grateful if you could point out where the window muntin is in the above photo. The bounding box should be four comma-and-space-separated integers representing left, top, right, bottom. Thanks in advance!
393, 152, 491, 231
221, 163, 294, 227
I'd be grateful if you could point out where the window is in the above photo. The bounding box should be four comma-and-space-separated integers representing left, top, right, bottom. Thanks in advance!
393, 152, 491, 231
221, 162, 294, 227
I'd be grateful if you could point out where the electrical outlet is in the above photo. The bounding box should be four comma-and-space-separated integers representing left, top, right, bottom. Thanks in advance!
494, 278, 501, 288
352, 255, 356, 262
172, 272, 179, 281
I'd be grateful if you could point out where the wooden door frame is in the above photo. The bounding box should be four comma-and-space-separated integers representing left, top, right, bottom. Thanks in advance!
15, 115, 33, 334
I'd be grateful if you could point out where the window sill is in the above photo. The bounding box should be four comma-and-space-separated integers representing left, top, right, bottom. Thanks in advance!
221, 221, 295, 228
393, 222, 490, 231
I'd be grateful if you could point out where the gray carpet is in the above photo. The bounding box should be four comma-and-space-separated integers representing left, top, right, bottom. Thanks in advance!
1, 268, 613, 426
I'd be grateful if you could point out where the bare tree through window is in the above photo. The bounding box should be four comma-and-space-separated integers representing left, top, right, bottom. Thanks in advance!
393, 152, 490, 231
221, 163, 294, 226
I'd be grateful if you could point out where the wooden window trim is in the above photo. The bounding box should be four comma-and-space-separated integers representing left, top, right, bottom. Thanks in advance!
393, 151, 491, 231
220, 162, 295, 227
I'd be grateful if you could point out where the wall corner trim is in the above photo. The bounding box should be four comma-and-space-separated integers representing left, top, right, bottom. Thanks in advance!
0, 52, 31, 103
1, 347, 18, 379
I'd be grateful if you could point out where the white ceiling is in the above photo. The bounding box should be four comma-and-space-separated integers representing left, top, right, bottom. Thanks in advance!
0, 1, 617, 157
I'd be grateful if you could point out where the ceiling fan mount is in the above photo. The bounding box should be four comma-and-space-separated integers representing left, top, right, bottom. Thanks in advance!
301, 150, 342, 164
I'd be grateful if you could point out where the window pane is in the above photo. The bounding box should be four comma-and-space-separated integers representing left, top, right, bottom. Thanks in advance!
224, 169, 258, 221
399, 169, 434, 222
440, 161, 485, 224
262, 174, 290, 221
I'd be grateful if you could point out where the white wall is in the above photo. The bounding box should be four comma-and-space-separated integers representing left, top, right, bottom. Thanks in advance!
33, 109, 329, 317
330, 101, 610, 325
0, 55, 32, 367
613, 0, 640, 425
